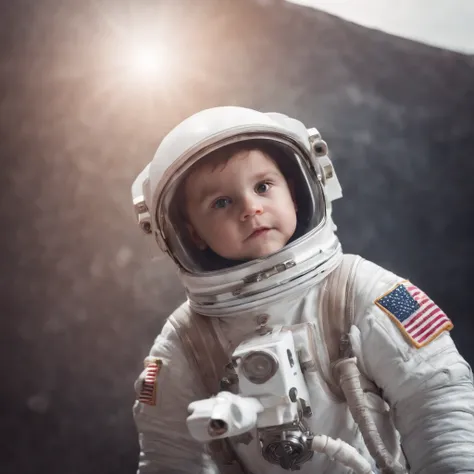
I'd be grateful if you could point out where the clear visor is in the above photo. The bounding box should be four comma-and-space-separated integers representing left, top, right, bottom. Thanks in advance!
159, 138, 326, 274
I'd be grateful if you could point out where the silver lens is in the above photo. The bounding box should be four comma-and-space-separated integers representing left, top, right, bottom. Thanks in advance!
241, 351, 279, 384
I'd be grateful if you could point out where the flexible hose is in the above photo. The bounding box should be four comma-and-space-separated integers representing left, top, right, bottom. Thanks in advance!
311, 435, 375, 474
334, 357, 407, 474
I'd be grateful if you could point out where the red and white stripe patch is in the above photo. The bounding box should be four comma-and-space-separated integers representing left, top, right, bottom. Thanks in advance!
403, 284, 452, 346
375, 281, 453, 348
138, 359, 162, 405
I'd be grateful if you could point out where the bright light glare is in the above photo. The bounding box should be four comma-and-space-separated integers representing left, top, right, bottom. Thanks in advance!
127, 44, 168, 80
133, 48, 162, 74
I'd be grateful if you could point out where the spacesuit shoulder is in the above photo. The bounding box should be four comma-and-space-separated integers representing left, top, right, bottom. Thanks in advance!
350, 257, 402, 310
133, 300, 205, 411
350, 257, 453, 353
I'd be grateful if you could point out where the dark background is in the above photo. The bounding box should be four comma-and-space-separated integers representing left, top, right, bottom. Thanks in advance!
1, 1, 473, 473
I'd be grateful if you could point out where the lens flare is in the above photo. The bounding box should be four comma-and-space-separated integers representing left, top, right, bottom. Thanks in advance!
128, 44, 166, 79
131, 47, 162, 75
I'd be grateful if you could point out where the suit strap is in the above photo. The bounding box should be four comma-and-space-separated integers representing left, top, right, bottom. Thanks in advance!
319, 254, 363, 398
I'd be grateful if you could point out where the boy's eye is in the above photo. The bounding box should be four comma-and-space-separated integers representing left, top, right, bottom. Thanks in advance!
212, 197, 231, 209
256, 182, 271, 194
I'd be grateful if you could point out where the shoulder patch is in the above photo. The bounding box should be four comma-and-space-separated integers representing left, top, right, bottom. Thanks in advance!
138, 358, 163, 406
374, 281, 453, 348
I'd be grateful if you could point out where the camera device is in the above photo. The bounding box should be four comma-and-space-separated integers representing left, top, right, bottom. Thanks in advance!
188, 326, 315, 470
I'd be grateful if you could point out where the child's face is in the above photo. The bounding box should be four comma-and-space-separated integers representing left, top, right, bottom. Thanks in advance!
184, 149, 297, 261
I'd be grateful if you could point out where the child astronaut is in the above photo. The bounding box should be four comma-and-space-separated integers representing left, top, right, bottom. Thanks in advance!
131, 106, 474, 474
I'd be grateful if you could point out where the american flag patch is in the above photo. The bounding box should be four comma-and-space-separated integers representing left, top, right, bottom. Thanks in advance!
138, 358, 162, 405
375, 281, 453, 348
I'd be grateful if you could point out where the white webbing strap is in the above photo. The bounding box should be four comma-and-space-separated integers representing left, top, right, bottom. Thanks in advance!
169, 305, 252, 474
169, 305, 227, 395
326, 258, 406, 473
319, 254, 363, 398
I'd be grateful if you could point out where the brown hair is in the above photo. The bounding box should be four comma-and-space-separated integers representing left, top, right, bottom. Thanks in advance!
173, 140, 290, 223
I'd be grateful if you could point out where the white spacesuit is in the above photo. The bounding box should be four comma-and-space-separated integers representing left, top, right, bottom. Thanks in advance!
131, 106, 474, 474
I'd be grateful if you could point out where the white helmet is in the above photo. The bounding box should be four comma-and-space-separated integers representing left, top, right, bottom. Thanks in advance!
131, 106, 344, 316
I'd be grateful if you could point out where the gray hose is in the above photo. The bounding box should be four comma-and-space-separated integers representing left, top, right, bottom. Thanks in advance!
334, 357, 407, 474
311, 435, 375, 474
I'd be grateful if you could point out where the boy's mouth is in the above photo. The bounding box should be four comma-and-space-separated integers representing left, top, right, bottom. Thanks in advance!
247, 227, 272, 239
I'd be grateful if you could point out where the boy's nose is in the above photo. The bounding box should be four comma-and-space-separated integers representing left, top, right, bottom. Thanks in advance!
240, 196, 263, 221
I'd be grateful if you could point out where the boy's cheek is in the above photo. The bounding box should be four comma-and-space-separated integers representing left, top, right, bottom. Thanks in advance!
208, 226, 229, 241
208, 217, 229, 233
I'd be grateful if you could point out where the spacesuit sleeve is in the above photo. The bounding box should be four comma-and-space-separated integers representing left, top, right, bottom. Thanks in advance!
133, 319, 208, 474
353, 260, 474, 474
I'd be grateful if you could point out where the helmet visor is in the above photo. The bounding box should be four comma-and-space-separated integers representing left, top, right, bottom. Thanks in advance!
159, 137, 326, 274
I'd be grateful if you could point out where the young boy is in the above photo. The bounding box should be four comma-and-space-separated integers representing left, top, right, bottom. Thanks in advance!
182, 144, 297, 263
131, 106, 474, 474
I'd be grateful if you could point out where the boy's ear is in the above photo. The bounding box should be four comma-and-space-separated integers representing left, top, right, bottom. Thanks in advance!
186, 223, 208, 250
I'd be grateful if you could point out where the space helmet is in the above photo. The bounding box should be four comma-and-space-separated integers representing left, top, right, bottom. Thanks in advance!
131, 106, 343, 316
